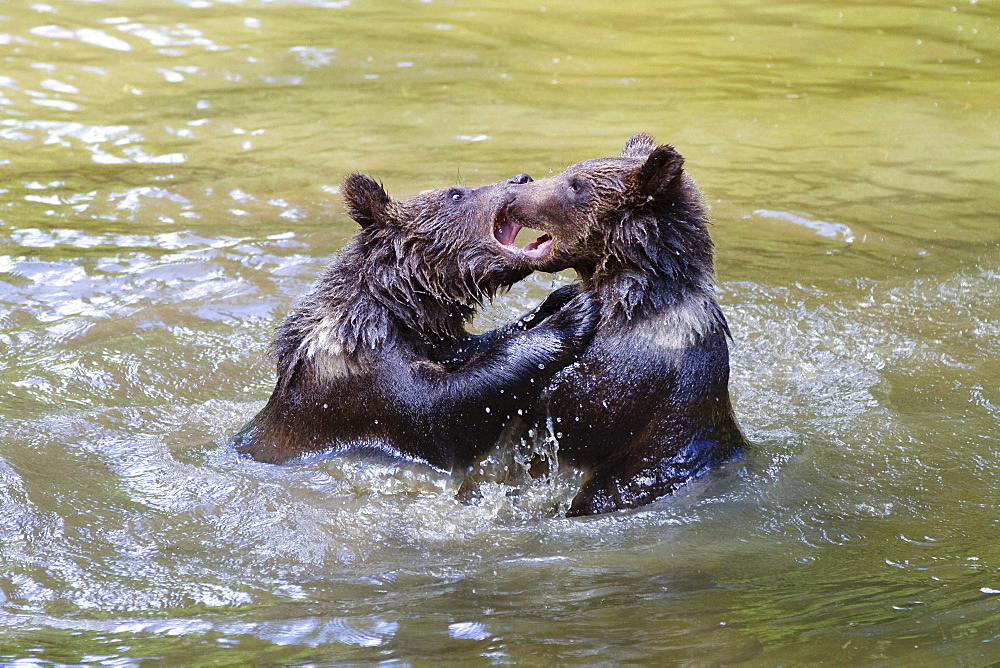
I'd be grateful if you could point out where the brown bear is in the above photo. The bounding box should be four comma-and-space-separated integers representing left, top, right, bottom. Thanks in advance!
233, 172, 599, 472
506, 133, 747, 516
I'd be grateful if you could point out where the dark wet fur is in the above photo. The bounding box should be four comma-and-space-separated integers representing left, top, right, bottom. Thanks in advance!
234, 173, 599, 471
507, 133, 747, 516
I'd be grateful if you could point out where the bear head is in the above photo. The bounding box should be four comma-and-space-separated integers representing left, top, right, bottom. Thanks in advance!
338, 172, 559, 332
505, 133, 713, 286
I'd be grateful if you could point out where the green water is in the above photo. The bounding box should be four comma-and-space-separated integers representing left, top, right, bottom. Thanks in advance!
1, 0, 998, 663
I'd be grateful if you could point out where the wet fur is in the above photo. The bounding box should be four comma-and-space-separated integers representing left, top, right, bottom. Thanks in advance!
234, 173, 599, 471
508, 133, 747, 516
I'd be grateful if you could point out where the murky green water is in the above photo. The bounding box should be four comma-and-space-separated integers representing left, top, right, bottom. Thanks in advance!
1, 0, 998, 663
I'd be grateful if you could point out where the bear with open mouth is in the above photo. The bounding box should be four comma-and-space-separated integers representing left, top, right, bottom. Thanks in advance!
504, 133, 748, 516
233, 172, 599, 472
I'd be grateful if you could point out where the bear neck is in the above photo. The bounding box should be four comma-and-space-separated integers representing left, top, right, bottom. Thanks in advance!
275, 231, 476, 373
581, 199, 720, 330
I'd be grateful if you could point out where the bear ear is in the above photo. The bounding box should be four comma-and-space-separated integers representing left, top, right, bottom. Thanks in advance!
634, 144, 685, 199
620, 133, 658, 159
341, 173, 393, 228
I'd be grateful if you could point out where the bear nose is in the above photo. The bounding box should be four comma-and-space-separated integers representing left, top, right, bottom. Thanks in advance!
508, 173, 533, 184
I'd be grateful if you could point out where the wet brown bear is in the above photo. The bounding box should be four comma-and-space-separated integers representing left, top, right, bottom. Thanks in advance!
234, 173, 598, 471
507, 133, 747, 516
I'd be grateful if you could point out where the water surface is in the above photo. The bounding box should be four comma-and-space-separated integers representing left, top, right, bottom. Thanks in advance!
1, 0, 999, 663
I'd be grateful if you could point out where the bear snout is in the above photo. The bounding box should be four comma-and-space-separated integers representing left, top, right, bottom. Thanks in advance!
508, 173, 533, 184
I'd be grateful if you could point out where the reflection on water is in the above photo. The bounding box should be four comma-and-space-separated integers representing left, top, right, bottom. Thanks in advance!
1, 0, 999, 663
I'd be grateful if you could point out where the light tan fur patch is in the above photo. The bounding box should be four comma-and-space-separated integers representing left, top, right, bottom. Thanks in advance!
634, 295, 718, 349
300, 315, 361, 378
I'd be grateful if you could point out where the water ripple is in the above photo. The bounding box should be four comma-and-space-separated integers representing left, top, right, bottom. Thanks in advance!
30, 25, 132, 52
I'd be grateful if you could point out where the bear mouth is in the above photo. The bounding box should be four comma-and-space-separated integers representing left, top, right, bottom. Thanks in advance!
494, 205, 553, 260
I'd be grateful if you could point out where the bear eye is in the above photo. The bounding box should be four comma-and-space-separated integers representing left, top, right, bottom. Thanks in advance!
568, 179, 581, 193
448, 190, 464, 202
